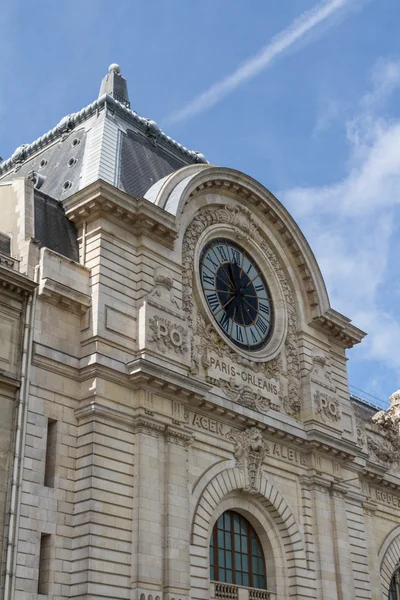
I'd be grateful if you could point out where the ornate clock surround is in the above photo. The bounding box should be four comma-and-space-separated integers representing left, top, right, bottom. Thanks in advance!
194, 224, 287, 362
182, 201, 301, 418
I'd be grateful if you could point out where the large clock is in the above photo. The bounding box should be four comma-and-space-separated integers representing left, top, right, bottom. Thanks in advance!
199, 238, 274, 352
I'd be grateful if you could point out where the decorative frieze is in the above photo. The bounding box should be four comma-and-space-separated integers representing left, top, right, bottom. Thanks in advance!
133, 417, 165, 437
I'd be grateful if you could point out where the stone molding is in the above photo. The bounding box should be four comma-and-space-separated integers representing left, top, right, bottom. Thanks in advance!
182, 204, 301, 418
63, 180, 178, 247
38, 277, 91, 314
0, 262, 36, 297
378, 524, 400, 595
164, 426, 193, 447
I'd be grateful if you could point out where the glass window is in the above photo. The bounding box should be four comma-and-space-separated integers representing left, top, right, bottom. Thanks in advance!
389, 568, 400, 600
209, 510, 267, 589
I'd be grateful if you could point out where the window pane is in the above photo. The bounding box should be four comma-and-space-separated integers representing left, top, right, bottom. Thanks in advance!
224, 513, 231, 530
226, 551, 232, 569
235, 553, 241, 571
242, 554, 248, 571
234, 514, 240, 533
219, 568, 226, 582
210, 565, 215, 580
234, 534, 241, 552
226, 569, 233, 583
242, 573, 249, 587
236, 572, 242, 586
253, 575, 259, 589
259, 575, 265, 589
225, 532, 231, 549
218, 549, 225, 568
242, 536, 248, 553
217, 515, 224, 529
218, 530, 224, 548
240, 518, 247, 535
210, 546, 214, 564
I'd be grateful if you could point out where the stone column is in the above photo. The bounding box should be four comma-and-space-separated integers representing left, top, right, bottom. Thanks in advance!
363, 502, 381, 600
163, 427, 193, 600
131, 417, 165, 600
330, 484, 356, 599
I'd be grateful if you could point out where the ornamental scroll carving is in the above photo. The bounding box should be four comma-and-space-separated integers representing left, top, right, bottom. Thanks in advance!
182, 204, 300, 418
227, 427, 269, 493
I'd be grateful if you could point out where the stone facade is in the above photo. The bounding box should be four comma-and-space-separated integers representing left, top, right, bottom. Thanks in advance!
1, 67, 400, 600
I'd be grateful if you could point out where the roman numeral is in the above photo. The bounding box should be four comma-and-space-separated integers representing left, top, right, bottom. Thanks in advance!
220, 312, 230, 332
231, 249, 241, 265
250, 329, 259, 343
206, 293, 219, 311
206, 254, 219, 270
259, 303, 270, 315
215, 246, 228, 262
235, 325, 244, 343
202, 272, 214, 286
255, 284, 264, 292
256, 317, 268, 335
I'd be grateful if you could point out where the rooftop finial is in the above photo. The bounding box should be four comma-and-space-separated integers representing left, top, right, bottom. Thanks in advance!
99, 63, 130, 108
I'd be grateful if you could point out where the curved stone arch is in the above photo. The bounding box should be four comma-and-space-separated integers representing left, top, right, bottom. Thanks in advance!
145, 165, 330, 320
379, 525, 400, 595
190, 467, 311, 600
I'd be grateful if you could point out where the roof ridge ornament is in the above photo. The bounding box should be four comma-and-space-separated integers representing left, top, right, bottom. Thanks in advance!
99, 63, 130, 108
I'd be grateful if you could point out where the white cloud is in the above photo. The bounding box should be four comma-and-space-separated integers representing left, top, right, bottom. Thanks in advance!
165, 0, 366, 125
281, 58, 400, 376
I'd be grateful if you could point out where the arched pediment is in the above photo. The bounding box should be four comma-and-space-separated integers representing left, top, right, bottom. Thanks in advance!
145, 165, 364, 346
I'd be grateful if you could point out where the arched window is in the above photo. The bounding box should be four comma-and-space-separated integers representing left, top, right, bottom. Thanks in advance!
389, 567, 400, 599
210, 510, 266, 589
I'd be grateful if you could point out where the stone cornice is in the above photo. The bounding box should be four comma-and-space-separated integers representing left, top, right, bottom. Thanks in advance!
38, 278, 91, 314
311, 308, 366, 349
126, 357, 211, 400
0, 262, 37, 297
63, 180, 178, 247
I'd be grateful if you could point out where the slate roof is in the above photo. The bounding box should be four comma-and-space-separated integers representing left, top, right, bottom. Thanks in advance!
34, 190, 79, 262
0, 64, 207, 260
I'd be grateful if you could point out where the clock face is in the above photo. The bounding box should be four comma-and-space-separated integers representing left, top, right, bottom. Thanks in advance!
199, 238, 273, 352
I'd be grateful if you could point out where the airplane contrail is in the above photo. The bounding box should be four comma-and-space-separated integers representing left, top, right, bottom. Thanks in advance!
165, 0, 364, 125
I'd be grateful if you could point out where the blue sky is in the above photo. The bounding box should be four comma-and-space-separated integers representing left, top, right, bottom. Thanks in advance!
2, 0, 400, 406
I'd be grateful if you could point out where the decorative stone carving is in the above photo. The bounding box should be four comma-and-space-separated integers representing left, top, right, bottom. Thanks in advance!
149, 266, 180, 309
356, 418, 367, 448
226, 427, 269, 493
164, 427, 193, 447
314, 390, 341, 422
149, 315, 188, 355
134, 418, 165, 438
366, 389, 400, 467
182, 204, 300, 418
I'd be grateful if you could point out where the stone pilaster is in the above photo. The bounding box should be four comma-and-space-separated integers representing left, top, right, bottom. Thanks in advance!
163, 427, 193, 600
131, 418, 165, 599
330, 484, 356, 599
363, 501, 381, 600
307, 477, 339, 600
